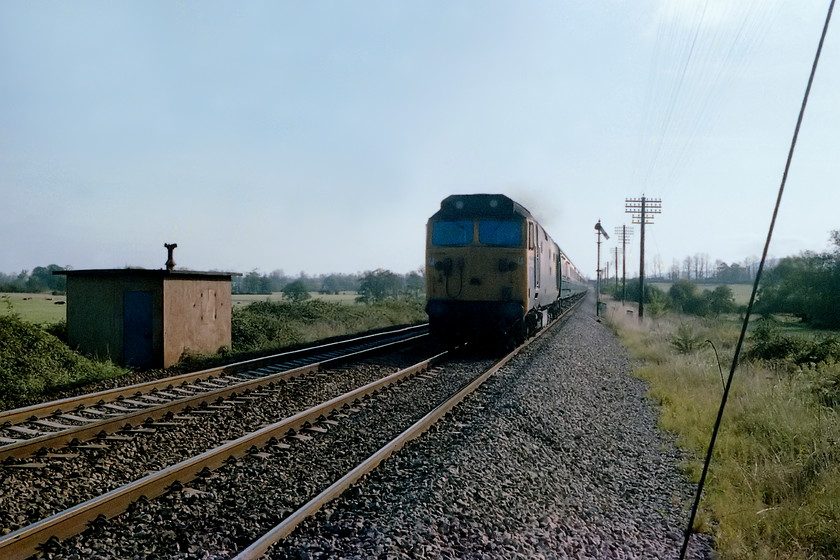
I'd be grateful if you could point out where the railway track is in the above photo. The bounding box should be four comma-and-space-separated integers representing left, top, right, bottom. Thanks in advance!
0, 324, 428, 462
0, 300, 581, 559
235, 299, 582, 559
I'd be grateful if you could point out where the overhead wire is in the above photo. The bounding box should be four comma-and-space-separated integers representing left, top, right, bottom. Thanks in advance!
627, 0, 787, 278
663, 0, 783, 190
642, 0, 711, 192
634, 0, 784, 200
678, 0, 835, 557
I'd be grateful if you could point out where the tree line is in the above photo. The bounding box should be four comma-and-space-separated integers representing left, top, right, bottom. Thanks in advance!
233, 268, 426, 304
0, 265, 426, 305
605, 279, 737, 318
618, 253, 768, 283
612, 230, 840, 328
0, 265, 67, 293
755, 230, 840, 328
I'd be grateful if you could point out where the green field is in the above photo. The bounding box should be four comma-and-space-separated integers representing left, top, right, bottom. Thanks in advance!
0, 292, 66, 324
647, 281, 754, 306
0, 291, 363, 325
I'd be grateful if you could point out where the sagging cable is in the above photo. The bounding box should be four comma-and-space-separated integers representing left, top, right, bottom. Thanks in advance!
679, 1, 836, 558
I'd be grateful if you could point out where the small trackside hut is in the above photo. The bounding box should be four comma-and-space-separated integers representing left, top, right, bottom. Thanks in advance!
55, 268, 238, 368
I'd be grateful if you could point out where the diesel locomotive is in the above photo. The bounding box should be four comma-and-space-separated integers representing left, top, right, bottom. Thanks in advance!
425, 194, 587, 344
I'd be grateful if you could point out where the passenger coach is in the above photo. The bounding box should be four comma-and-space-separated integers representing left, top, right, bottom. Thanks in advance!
425, 194, 586, 344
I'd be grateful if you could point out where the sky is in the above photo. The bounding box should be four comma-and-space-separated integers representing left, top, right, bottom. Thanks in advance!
1, 0, 838, 279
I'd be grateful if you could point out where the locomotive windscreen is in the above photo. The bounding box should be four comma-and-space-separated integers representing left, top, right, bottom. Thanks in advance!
478, 220, 522, 246
432, 221, 473, 246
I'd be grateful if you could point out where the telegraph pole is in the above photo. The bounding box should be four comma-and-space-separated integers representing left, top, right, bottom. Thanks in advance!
625, 197, 661, 320
611, 247, 620, 289
614, 225, 633, 305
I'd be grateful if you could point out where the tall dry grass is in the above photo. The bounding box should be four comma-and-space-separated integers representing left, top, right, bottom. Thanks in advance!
603, 300, 840, 559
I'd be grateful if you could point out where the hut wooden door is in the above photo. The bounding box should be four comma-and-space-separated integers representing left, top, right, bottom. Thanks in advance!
124, 291, 153, 368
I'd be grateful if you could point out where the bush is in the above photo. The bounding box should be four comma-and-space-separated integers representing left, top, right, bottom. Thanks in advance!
747, 317, 840, 367
747, 317, 800, 362
0, 314, 126, 409
801, 335, 840, 365
605, 278, 667, 309
42, 319, 67, 342
281, 280, 311, 303
668, 281, 735, 317
646, 287, 669, 318
670, 323, 703, 354
706, 285, 736, 315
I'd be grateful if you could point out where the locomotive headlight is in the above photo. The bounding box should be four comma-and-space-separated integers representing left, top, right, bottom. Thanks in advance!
499, 258, 518, 272
489, 199, 498, 208
435, 258, 454, 274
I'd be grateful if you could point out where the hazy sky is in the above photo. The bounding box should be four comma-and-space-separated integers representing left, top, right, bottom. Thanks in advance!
1, 1, 838, 278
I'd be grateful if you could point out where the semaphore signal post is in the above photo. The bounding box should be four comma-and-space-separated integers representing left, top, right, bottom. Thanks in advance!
625, 196, 661, 321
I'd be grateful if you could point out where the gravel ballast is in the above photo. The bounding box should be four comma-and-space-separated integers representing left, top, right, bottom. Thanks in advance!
269, 299, 715, 559
19, 298, 716, 559
0, 346, 436, 536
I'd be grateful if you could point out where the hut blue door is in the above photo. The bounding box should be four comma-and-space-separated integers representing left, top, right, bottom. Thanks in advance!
124, 291, 153, 367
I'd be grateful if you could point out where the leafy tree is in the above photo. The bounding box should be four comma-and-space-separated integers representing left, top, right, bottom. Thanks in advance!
757, 251, 840, 326
668, 280, 735, 317
266, 270, 289, 292
356, 269, 401, 304
405, 268, 425, 297
668, 280, 700, 313
705, 285, 736, 315
29, 265, 66, 293
281, 280, 311, 302
715, 262, 750, 283
235, 270, 272, 294
321, 275, 342, 295
0, 265, 67, 293
320, 274, 360, 294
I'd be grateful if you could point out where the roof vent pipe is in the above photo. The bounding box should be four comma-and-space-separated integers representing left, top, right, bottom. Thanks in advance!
164, 243, 177, 271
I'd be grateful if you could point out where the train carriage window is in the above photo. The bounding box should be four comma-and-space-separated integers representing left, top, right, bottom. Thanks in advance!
432, 221, 473, 246
478, 220, 522, 247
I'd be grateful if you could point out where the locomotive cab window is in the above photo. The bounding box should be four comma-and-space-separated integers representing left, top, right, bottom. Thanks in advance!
432, 220, 473, 246
478, 220, 522, 247
528, 223, 535, 250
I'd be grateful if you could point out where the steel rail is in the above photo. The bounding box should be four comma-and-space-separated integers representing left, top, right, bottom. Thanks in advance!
0, 324, 428, 427
0, 350, 448, 560
236, 297, 584, 559
0, 332, 428, 461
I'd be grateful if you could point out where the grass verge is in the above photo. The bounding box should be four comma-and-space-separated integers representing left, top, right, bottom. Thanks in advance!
1, 297, 428, 410
229, 297, 427, 352
603, 300, 840, 560
0, 314, 127, 410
